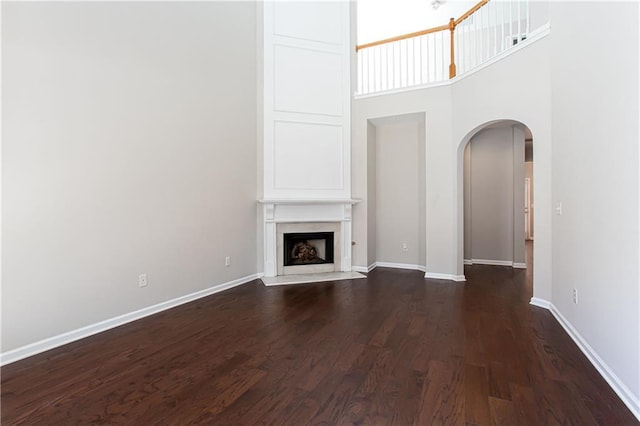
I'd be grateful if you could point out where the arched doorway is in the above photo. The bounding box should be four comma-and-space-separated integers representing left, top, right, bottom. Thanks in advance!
455, 119, 537, 296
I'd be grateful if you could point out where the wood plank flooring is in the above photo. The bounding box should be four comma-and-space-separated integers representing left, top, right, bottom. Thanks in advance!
2, 254, 638, 424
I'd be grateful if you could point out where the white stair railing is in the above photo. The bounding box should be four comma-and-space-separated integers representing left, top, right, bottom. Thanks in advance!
356, 0, 530, 96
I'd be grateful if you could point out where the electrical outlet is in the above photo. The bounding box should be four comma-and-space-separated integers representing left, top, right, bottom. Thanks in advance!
572, 288, 578, 304
402, 243, 409, 252
139, 273, 148, 288
225, 256, 231, 267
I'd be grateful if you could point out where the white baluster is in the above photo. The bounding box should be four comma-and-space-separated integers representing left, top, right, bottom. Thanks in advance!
517, 0, 522, 43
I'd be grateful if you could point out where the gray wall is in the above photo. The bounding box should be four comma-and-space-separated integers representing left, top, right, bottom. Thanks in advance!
366, 121, 377, 268
549, 1, 639, 406
352, 85, 454, 275
373, 116, 425, 267
512, 126, 525, 265
463, 126, 525, 264
525, 161, 534, 238
2, 2, 259, 351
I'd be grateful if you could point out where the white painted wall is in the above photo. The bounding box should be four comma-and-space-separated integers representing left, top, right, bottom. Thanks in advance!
262, 1, 351, 200
549, 1, 639, 412
2, 2, 259, 352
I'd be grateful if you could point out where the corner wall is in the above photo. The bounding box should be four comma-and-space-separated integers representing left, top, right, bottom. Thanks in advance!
352, 85, 454, 277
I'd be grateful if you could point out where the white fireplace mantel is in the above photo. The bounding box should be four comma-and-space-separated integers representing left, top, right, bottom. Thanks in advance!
259, 198, 361, 277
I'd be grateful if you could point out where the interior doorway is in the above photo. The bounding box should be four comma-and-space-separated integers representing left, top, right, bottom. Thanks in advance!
462, 121, 532, 270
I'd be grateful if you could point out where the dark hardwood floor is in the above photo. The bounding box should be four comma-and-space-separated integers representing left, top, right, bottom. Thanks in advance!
2, 247, 637, 424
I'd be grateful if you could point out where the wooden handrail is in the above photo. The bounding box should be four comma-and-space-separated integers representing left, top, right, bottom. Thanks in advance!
356, 24, 449, 51
455, 0, 489, 26
356, 0, 491, 81
356, 0, 490, 52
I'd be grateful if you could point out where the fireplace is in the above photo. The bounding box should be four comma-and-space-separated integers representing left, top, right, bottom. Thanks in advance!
283, 232, 334, 266
259, 199, 359, 279
275, 222, 341, 276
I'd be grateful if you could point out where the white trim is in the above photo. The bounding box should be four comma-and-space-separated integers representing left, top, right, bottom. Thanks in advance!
464, 259, 473, 265
512, 262, 527, 269
352, 263, 376, 273
548, 304, 640, 421
528, 298, 640, 421
261, 271, 365, 286
0, 273, 261, 366
471, 259, 513, 267
376, 262, 426, 272
424, 272, 466, 282
529, 297, 551, 309
258, 198, 361, 205
354, 79, 451, 99
354, 23, 551, 100
453, 23, 551, 85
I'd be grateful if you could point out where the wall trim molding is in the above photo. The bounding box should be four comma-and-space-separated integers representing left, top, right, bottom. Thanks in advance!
529, 297, 551, 309
0, 273, 261, 366
471, 258, 513, 267
467, 259, 526, 269
424, 272, 466, 282
376, 262, 426, 272
356, 263, 466, 282
352, 263, 376, 273
548, 303, 640, 421
529, 298, 640, 421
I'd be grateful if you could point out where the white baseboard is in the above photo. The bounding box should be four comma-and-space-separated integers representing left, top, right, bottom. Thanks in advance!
529, 298, 640, 421
466, 259, 526, 269
357, 262, 465, 282
529, 297, 551, 309
424, 272, 466, 282
548, 304, 640, 421
0, 273, 261, 366
376, 262, 426, 272
471, 258, 514, 267
352, 263, 376, 273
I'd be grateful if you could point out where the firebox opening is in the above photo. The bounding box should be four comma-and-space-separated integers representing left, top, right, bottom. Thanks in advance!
283, 232, 334, 266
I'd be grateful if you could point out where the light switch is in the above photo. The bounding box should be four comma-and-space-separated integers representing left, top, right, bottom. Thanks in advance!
555, 202, 562, 215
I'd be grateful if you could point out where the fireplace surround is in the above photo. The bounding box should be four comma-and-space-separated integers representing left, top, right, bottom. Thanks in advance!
259, 199, 360, 278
